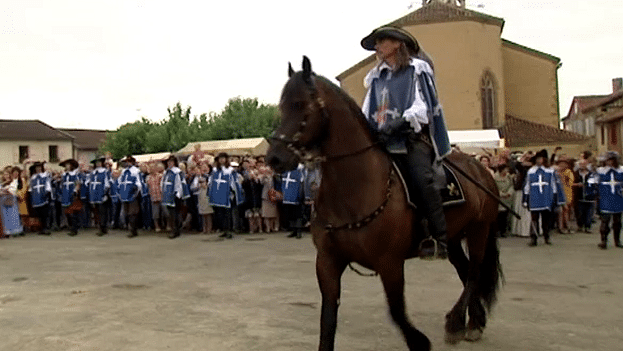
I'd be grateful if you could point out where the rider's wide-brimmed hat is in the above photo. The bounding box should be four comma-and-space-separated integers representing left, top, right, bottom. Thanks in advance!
361, 26, 419, 54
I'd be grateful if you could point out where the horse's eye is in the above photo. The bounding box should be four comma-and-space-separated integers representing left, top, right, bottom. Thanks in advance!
291, 101, 306, 111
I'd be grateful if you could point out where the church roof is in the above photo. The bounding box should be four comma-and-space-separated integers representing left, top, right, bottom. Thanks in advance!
59, 128, 109, 151
500, 115, 590, 148
501, 39, 561, 64
0, 119, 74, 141
388, 2, 505, 29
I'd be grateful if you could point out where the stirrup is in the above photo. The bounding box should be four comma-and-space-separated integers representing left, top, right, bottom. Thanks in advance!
418, 236, 446, 260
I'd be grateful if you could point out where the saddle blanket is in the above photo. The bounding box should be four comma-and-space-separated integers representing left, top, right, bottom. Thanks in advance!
393, 161, 466, 208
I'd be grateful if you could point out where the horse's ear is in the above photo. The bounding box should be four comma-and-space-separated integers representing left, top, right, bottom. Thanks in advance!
288, 62, 295, 77
302, 56, 312, 82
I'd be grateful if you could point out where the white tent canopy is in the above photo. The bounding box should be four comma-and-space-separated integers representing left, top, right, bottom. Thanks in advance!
177, 137, 269, 156
133, 151, 172, 163
448, 129, 502, 149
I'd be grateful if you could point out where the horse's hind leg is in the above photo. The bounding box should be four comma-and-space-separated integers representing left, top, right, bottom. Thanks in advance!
464, 224, 492, 342
444, 240, 470, 344
316, 253, 347, 351
379, 259, 431, 351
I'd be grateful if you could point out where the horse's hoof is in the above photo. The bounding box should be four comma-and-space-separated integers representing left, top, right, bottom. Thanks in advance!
444, 330, 465, 345
464, 328, 483, 342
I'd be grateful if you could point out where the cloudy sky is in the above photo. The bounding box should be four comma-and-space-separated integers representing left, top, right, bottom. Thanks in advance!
1, 0, 621, 130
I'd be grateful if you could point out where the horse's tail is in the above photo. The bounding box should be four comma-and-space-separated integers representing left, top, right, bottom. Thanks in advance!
479, 224, 504, 312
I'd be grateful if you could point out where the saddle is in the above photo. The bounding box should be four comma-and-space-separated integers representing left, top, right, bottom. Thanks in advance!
392, 161, 466, 208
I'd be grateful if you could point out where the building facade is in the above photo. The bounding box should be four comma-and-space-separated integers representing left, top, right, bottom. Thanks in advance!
0, 120, 75, 168
337, 0, 563, 142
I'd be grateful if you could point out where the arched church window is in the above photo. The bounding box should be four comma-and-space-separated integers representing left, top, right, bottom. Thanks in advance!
480, 71, 496, 129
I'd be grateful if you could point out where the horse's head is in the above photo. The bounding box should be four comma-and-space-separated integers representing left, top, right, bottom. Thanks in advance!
267, 56, 328, 173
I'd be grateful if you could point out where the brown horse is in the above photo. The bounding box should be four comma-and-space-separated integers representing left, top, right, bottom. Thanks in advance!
267, 57, 502, 351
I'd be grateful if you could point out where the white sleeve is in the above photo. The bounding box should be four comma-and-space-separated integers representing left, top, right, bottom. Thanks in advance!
175, 173, 184, 198
401, 74, 430, 133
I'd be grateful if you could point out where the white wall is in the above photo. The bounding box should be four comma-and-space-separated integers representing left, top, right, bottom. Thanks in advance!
0, 140, 73, 167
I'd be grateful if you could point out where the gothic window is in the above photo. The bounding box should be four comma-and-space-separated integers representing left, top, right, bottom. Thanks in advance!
480, 71, 496, 129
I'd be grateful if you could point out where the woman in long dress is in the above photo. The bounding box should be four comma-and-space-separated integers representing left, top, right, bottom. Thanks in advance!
259, 166, 279, 232
1, 167, 24, 237
511, 153, 533, 237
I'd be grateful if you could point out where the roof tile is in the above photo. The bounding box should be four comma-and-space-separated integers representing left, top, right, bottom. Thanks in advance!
500, 115, 590, 147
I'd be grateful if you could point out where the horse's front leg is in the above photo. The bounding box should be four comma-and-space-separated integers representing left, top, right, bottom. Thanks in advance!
378, 259, 431, 351
316, 253, 347, 351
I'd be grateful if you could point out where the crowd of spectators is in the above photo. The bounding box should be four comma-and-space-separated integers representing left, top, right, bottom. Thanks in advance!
1, 144, 619, 249
0, 149, 320, 239
471, 147, 599, 241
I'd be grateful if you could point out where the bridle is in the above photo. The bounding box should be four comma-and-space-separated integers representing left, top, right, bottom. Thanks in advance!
268, 80, 379, 163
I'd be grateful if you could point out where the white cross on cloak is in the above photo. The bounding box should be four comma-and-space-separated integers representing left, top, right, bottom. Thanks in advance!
214, 172, 228, 190
531, 174, 549, 194
32, 179, 46, 194
602, 172, 619, 194
283, 172, 297, 189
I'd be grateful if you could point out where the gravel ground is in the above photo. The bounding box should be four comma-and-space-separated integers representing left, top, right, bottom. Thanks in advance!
0, 229, 622, 351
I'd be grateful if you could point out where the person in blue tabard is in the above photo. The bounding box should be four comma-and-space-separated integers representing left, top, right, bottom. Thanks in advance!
208, 153, 244, 239
360, 26, 451, 259
596, 151, 623, 249
572, 159, 598, 233
118, 156, 143, 238
280, 164, 305, 239
161, 155, 189, 239
28, 162, 53, 235
110, 169, 122, 229
88, 157, 111, 236
138, 163, 152, 231
78, 163, 90, 229
522, 150, 558, 246
59, 159, 82, 236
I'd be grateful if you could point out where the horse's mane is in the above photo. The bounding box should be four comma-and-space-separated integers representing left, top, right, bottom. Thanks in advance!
312, 75, 378, 142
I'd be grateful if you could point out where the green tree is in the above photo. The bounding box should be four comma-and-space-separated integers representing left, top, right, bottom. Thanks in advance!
206, 97, 280, 140
100, 99, 279, 158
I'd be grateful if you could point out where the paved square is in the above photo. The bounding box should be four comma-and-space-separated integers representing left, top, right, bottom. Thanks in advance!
1, 230, 622, 350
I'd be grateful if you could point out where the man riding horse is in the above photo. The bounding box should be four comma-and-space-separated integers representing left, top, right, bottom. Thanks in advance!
360, 26, 451, 259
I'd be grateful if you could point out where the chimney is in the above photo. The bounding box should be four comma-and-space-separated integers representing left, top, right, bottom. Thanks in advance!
614, 77, 623, 93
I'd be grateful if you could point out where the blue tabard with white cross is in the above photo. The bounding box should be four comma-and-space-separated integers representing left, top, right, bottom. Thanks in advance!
208, 168, 234, 208
281, 169, 304, 205
61, 171, 80, 207
366, 66, 416, 153
88, 168, 110, 204
597, 166, 623, 213
29, 173, 52, 207
118, 167, 141, 202
161, 168, 184, 207
523, 166, 557, 211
